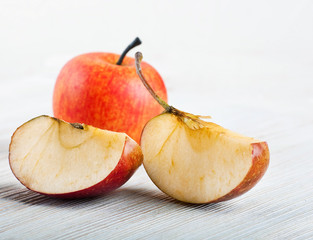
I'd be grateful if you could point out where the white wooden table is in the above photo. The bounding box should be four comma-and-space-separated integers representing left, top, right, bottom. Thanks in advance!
0, 66, 312, 239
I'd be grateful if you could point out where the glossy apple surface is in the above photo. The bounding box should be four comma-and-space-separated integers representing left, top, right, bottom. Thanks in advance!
53, 53, 167, 143
9, 115, 143, 198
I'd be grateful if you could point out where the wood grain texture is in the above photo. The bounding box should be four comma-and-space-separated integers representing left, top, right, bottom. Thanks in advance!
1, 73, 313, 239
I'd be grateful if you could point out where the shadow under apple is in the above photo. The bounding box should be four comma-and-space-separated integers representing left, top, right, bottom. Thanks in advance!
0, 183, 229, 212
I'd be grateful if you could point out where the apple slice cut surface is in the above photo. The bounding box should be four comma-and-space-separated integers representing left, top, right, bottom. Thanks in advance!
9, 115, 142, 198
141, 113, 269, 204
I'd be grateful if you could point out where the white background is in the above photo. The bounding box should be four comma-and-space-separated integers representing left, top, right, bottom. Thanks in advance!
0, 1, 313, 239
1, 0, 312, 115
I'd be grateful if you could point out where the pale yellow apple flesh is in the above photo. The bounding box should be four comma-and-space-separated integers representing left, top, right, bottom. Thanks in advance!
9, 115, 142, 197
141, 113, 269, 204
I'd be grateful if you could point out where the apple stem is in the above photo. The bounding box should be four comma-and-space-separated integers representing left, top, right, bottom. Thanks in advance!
116, 37, 142, 65
135, 52, 211, 128
135, 52, 172, 112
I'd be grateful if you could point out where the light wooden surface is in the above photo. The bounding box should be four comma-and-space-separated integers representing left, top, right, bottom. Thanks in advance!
1, 1, 313, 239
1, 69, 313, 239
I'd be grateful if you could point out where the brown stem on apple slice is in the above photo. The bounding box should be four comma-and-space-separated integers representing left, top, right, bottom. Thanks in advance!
135, 52, 211, 130
116, 37, 142, 65
135, 52, 173, 112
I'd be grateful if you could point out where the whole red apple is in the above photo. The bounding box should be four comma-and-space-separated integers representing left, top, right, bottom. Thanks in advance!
53, 38, 167, 143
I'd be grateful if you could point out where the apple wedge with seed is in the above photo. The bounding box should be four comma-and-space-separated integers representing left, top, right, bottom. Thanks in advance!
9, 115, 143, 198
135, 52, 270, 204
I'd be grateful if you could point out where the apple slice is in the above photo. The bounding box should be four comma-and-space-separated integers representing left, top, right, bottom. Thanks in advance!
135, 52, 270, 204
141, 113, 269, 203
9, 115, 143, 198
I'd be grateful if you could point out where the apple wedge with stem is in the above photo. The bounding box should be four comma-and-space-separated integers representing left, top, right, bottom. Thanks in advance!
9, 115, 143, 198
135, 52, 270, 204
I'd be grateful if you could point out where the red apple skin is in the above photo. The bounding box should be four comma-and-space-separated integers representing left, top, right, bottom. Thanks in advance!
213, 142, 270, 203
9, 136, 143, 199
53, 53, 167, 143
